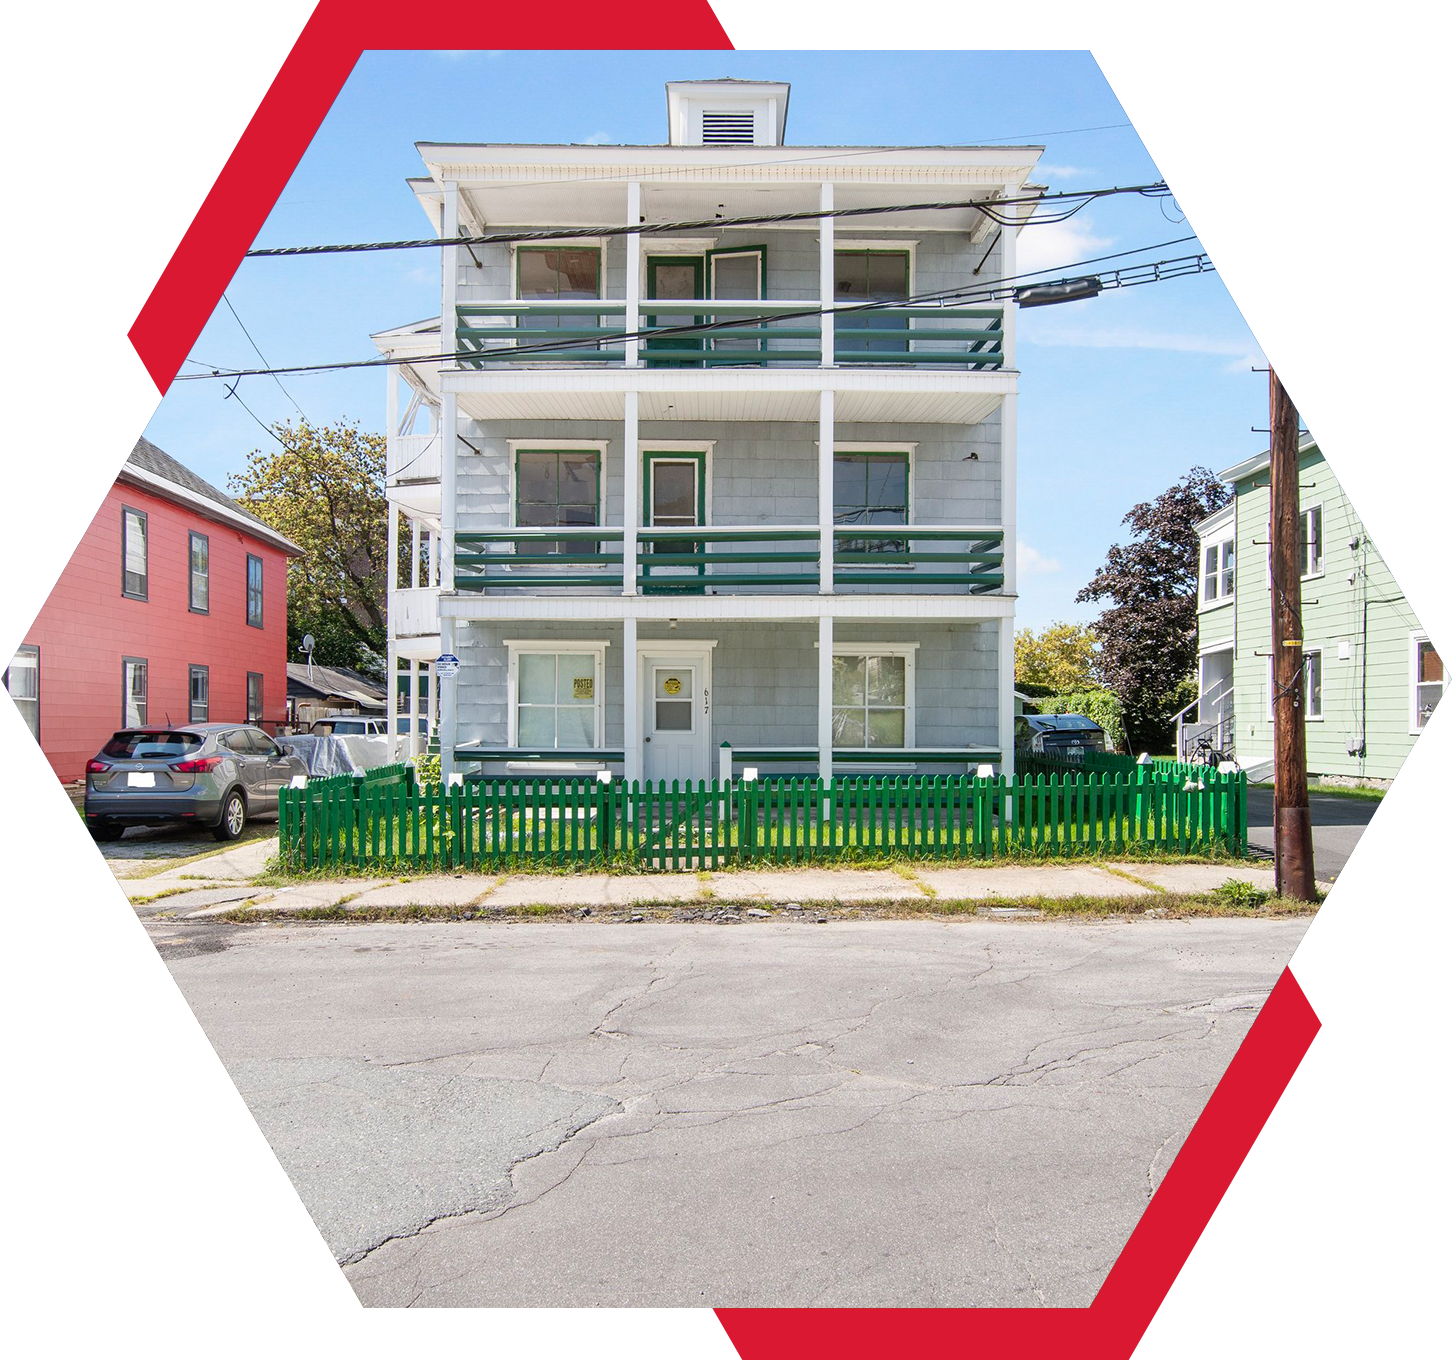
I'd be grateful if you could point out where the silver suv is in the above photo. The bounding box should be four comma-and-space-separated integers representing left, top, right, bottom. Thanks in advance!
84, 724, 307, 842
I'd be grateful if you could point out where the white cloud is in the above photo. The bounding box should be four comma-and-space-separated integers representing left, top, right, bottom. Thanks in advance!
1018, 320, 1264, 372
1014, 217, 1115, 278
1035, 163, 1095, 179
579, 131, 617, 145
1017, 541, 1063, 575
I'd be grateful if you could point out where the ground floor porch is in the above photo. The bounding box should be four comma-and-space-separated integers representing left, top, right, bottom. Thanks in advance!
437, 612, 1013, 784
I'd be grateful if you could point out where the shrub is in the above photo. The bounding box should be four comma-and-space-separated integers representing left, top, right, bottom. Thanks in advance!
1030, 688, 1128, 753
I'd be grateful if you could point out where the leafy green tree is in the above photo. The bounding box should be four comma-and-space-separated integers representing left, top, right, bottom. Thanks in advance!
1015, 621, 1098, 692
229, 419, 390, 675
1076, 467, 1230, 751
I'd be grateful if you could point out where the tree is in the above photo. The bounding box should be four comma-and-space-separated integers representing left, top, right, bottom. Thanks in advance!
1076, 467, 1230, 751
1015, 621, 1098, 692
229, 419, 391, 676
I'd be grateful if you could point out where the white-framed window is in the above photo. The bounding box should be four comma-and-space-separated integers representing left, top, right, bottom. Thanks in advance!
5, 644, 39, 740
1265, 648, 1323, 721
830, 644, 917, 749
1300, 504, 1324, 577
506, 641, 608, 750
1202, 537, 1235, 605
1411, 632, 1444, 733
123, 657, 148, 727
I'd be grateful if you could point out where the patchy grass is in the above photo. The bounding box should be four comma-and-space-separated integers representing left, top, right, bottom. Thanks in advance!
1253, 780, 1386, 803
213, 889, 1319, 927
110, 828, 274, 880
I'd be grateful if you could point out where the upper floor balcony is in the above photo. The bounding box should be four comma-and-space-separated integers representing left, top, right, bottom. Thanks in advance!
453, 299, 1006, 372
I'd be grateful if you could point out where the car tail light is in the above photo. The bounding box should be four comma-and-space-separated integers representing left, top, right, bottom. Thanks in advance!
86, 759, 111, 774
170, 756, 223, 774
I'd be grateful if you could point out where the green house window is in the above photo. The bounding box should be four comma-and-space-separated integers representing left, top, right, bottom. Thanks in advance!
517, 247, 601, 332
834, 249, 909, 353
516, 449, 601, 556
832, 653, 908, 748
834, 452, 909, 554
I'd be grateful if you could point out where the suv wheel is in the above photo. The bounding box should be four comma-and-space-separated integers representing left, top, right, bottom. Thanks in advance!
213, 790, 247, 842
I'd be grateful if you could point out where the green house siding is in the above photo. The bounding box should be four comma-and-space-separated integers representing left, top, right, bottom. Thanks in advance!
1209, 446, 1427, 781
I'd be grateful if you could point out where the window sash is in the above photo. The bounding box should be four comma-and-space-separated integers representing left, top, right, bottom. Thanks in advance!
189, 666, 209, 723
246, 555, 264, 627
512, 651, 600, 749
189, 532, 210, 612
247, 672, 264, 724
1203, 539, 1234, 601
123, 658, 148, 727
831, 652, 909, 749
515, 450, 602, 555
6, 645, 39, 740
833, 452, 909, 554
122, 508, 148, 599
1300, 506, 1323, 576
1415, 638, 1444, 729
517, 246, 602, 331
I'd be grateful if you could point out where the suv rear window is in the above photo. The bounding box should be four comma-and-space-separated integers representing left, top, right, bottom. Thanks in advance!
103, 731, 204, 759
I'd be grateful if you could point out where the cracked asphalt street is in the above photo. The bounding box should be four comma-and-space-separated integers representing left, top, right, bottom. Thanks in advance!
152, 916, 1309, 1308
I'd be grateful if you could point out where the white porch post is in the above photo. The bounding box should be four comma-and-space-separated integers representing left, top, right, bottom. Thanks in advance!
407, 658, 421, 759
818, 180, 834, 365
998, 614, 1016, 781
817, 614, 834, 782
623, 616, 640, 784
622, 390, 639, 595
625, 180, 641, 368
818, 389, 835, 593
386, 503, 398, 748
440, 180, 459, 594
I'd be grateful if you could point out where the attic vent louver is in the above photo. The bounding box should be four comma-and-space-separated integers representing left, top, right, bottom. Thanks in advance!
701, 109, 756, 144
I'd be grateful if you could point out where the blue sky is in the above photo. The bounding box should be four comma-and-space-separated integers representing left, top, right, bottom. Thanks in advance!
145, 48, 1265, 631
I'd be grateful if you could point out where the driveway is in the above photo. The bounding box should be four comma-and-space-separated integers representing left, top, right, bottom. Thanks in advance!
1245, 788, 1381, 880
152, 915, 1309, 1308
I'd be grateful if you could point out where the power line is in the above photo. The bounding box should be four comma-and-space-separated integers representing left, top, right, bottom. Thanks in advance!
222, 292, 309, 421
245, 181, 1170, 258
177, 245, 1213, 385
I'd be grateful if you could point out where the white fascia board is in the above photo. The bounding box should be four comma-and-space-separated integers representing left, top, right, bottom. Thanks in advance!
1219, 433, 1320, 485
1196, 503, 1235, 536
116, 465, 304, 556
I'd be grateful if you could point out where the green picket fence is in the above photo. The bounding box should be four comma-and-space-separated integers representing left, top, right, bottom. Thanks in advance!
278, 768, 1248, 873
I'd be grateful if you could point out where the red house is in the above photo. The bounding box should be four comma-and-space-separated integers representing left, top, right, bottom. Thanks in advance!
4, 437, 303, 782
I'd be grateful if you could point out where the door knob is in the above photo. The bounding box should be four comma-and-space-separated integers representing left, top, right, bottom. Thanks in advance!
644, 737, 652, 742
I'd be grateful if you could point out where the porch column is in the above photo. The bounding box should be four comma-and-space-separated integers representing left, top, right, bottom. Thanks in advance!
386, 503, 399, 747
818, 388, 834, 593
438, 628, 458, 783
622, 390, 639, 595
817, 614, 834, 783
407, 657, 421, 758
998, 614, 1016, 780
818, 180, 834, 365
625, 180, 641, 368
622, 616, 640, 784
440, 179, 460, 593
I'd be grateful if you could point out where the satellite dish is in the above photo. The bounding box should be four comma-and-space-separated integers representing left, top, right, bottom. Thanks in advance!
300, 633, 315, 654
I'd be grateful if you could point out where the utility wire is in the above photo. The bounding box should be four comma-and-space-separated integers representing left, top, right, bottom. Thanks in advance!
222, 292, 310, 420
246, 182, 1170, 258
178, 243, 1211, 385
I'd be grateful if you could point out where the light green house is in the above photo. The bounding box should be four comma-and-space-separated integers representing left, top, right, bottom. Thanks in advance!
1188, 435, 1442, 783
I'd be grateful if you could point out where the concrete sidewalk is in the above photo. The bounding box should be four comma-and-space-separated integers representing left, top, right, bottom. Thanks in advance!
142, 859, 1304, 920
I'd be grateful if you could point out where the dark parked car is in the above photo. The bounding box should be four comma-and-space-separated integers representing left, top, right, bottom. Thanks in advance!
1014, 713, 1108, 761
84, 724, 307, 842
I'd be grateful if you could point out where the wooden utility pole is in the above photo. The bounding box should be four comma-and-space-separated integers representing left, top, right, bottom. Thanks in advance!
1269, 369, 1317, 900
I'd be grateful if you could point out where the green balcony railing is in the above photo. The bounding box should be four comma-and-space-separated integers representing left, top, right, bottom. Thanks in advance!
454, 526, 1005, 594
453, 301, 1006, 370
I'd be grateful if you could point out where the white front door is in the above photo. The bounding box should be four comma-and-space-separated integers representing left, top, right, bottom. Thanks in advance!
642, 651, 710, 784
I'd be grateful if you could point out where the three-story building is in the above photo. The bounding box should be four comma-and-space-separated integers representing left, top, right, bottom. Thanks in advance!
376, 80, 1042, 786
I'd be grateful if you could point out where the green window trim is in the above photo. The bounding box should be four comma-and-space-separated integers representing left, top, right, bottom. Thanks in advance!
834, 249, 911, 354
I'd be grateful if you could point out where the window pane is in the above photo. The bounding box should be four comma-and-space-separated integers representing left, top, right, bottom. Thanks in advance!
123, 511, 147, 595
1418, 640, 1443, 684
519, 248, 599, 300
1305, 653, 1322, 717
654, 701, 692, 732
832, 707, 865, 747
558, 452, 598, 503
517, 706, 555, 747
712, 252, 760, 299
867, 709, 905, 747
651, 464, 696, 522
517, 452, 557, 505
6, 647, 38, 701
518, 654, 556, 704
557, 704, 595, 746
832, 655, 865, 707
557, 654, 595, 704
865, 252, 909, 300
124, 660, 147, 727
867, 655, 905, 705
864, 460, 908, 519
651, 262, 698, 300
191, 536, 209, 610
833, 457, 867, 518
833, 252, 866, 300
